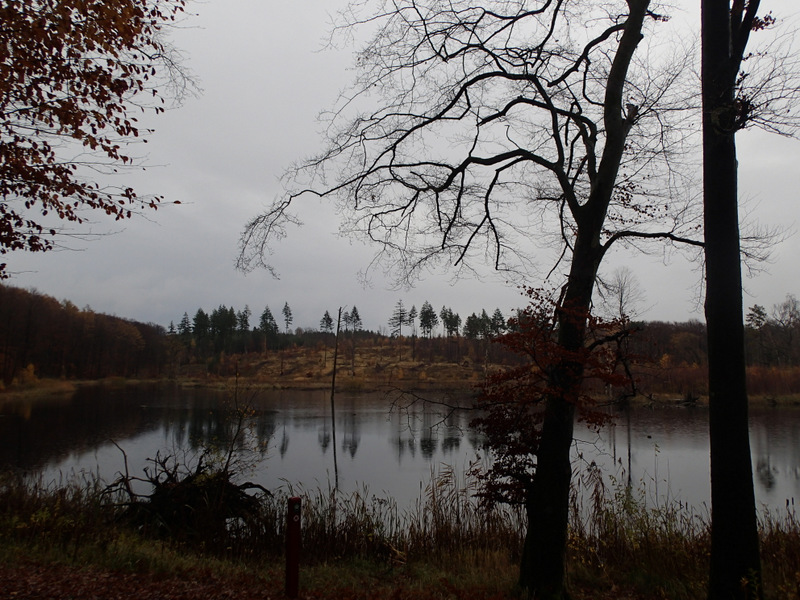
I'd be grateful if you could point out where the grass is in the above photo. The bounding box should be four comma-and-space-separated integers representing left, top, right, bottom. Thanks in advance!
1, 465, 799, 599
568, 466, 711, 598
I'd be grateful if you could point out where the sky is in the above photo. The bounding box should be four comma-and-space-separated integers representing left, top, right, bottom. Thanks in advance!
6, 0, 800, 333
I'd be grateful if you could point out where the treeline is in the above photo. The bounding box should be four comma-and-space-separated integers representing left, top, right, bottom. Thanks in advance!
0, 285, 167, 385
2, 284, 799, 394
626, 295, 800, 369
166, 302, 344, 363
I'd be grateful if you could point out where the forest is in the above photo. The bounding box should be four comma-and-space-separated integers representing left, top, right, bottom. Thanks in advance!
1, 283, 798, 398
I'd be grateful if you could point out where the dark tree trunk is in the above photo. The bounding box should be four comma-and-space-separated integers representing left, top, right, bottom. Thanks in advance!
519, 236, 600, 599
520, 395, 576, 598
701, 2, 762, 598
517, 2, 649, 596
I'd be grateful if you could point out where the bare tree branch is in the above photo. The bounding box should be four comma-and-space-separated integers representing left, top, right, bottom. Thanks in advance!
239, 1, 704, 289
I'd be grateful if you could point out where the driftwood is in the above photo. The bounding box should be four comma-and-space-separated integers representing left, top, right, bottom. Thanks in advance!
105, 446, 270, 548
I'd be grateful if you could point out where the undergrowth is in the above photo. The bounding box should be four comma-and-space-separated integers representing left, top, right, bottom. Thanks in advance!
1, 464, 799, 600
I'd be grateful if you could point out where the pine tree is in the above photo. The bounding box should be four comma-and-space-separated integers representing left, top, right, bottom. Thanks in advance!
193, 309, 210, 340
480, 309, 492, 338
440, 306, 461, 337
388, 300, 408, 337
192, 308, 211, 354
237, 305, 251, 333
419, 301, 439, 338
407, 305, 417, 336
349, 306, 363, 331
463, 313, 483, 339
178, 312, 192, 336
259, 306, 279, 343
348, 305, 363, 374
282, 302, 293, 333
490, 308, 506, 336
320, 310, 334, 334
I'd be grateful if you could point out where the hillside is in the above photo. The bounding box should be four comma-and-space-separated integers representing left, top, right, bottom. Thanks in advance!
3, 283, 800, 400
180, 338, 490, 393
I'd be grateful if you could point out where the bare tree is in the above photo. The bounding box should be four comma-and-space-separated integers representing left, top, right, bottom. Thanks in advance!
598, 266, 647, 320
238, 1, 705, 596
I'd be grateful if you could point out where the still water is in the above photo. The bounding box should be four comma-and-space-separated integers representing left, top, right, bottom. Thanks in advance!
0, 384, 798, 513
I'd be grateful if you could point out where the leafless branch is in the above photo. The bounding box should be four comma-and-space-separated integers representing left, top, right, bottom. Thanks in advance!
238, 1, 709, 291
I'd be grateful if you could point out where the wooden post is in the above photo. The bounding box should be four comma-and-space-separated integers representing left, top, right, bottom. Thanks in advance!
285, 496, 301, 598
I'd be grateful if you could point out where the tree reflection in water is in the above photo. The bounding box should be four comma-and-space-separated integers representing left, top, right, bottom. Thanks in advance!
2, 385, 799, 513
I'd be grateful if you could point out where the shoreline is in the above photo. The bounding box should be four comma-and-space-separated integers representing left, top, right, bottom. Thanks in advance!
2, 375, 799, 409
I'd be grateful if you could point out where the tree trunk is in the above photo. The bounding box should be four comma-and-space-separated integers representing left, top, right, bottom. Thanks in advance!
519, 236, 599, 599
520, 395, 576, 598
701, 2, 762, 598
517, 1, 649, 593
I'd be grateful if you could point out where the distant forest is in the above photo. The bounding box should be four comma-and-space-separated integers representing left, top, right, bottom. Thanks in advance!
1, 284, 798, 396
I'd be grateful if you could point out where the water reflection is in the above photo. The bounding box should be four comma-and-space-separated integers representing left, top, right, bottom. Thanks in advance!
591, 406, 800, 511
341, 409, 360, 459
318, 422, 331, 454
1, 385, 798, 513
420, 408, 437, 459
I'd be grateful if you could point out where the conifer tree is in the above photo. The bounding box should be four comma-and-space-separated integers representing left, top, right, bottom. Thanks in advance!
259, 306, 278, 353
419, 301, 439, 338
320, 311, 334, 334
282, 302, 293, 334
388, 300, 408, 337
349, 306, 363, 331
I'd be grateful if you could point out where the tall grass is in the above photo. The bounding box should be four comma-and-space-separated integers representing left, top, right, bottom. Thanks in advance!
761, 501, 800, 599
568, 464, 711, 598
0, 470, 109, 555
267, 464, 525, 566
1, 465, 799, 599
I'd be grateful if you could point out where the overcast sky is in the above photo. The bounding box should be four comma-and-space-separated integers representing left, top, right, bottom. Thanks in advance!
6, 1, 800, 333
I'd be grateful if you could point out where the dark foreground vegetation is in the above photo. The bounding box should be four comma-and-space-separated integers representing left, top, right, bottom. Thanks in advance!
1, 458, 798, 600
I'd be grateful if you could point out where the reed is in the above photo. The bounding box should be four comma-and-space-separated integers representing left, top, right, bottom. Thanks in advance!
568, 464, 711, 598
267, 464, 524, 566
760, 501, 800, 599
0, 470, 110, 552
1, 465, 799, 599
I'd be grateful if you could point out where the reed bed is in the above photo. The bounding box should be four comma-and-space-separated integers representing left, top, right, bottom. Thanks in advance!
267, 464, 525, 566
0, 470, 109, 554
1, 465, 799, 599
760, 501, 800, 599
568, 464, 711, 598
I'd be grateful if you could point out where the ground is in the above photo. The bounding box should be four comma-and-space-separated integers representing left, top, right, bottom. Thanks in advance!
0, 561, 274, 600
0, 559, 653, 600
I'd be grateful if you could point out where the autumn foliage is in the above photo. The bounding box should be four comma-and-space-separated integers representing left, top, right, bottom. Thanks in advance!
0, 0, 186, 277
0, 284, 167, 385
472, 289, 636, 506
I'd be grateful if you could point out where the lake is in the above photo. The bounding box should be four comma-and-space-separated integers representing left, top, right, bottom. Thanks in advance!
1, 383, 798, 515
